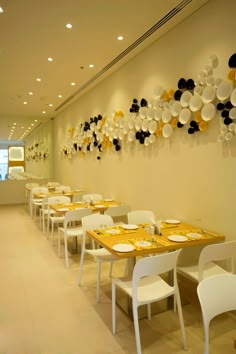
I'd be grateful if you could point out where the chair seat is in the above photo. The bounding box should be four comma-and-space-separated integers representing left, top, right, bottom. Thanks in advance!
86, 247, 117, 261
178, 261, 228, 282
59, 226, 83, 237
113, 274, 174, 304
50, 216, 65, 222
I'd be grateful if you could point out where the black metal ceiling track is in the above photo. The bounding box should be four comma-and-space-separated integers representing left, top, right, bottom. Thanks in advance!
55, 0, 192, 112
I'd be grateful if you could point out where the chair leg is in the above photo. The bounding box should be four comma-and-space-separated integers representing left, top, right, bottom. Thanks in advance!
112, 282, 116, 335
51, 222, 54, 244
109, 261, 113, 277
64, 235, 69, 268
147, 303, 151, 320
78, 239, 86, 286
96, 260, 101, 303
203, 319, 210, 354
175, 290, 187, 351
132, 304, 142, 354
58, 229, 61, 256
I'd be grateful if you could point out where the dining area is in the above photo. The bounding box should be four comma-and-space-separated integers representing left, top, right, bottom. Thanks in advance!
8, 182, 235, 354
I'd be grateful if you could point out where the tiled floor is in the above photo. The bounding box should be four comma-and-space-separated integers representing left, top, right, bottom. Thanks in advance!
0, 205, 235, 354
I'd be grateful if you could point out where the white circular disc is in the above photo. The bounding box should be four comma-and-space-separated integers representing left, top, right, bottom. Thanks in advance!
128, 130, 135, 142
144, 137, 150, 146
194, 85, 202, 95
217, 134, 225, 142
201, 85, 216, 103
154, 107, 163, 121
141, 119, 149, 132
149, 134, 156, 143
135, 117, 142, 131
230, 88, 236, 106
147, 107, 154, 120
162, 108, 172, 123
179, 108, 191, 124
201, 103, 216, 121
180, 91, 192, 107
189, 94, 203, 112
228, 122, 236, 132
162, 124, 173, 138
229, 107, 236, 119
139, 107, 148, 119
170, 101, 182, 117
216, 80, 233, 100
225, 132, 233, 141
148, 120, 157, 134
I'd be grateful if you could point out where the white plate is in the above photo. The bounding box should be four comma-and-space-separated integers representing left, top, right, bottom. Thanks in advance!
187, 232, 202, 239
58, 208, 69, 211
164, 219, 181, 224
94, 205, 105, 208
168, 235, 188, 242
104, 198, 114, 202
106, 229, 120, 235
135, 241, 152, 247
112, 244, 135, 252
122, 224, 139, 230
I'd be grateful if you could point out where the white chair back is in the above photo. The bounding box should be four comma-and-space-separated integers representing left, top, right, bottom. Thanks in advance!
128, 210, 156, 224
197, 274, 236, 354
25, 182, 39, 188
82, 213, 113, 232
198, 240, 236, 282
104, 204, 131, 218
48, 195, 71, 205
55, 185, 71, 192
63, 209, 93, 230
82, 194, 103, 203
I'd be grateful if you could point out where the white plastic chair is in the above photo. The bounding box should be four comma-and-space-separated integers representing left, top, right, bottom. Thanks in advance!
197, 274, 236, 354
78, 214, 118, 302
112, 250, 187, 354
177, 240, 236, 283
47, 195, 71, 242
25, 182, 39, 210
127, 210, 156, 225
30, 186, 48, 218
58, 208, 93, 268
104, 204, 131, 224
82, 194, 103, 203
55, 185, 71, 193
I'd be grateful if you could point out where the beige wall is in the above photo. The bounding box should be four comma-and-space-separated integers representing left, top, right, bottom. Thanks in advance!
53, 0, 236, 240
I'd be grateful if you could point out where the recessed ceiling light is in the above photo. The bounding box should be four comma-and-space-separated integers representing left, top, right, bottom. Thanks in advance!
42, 111, 46, 114
0, 7, 4, 13
23, 101, 27, 105
35, 119, 38, 122
58, 94, 63, 98
49, 103, 53, 107
14, 122, 16, 125
117, 35, 124, 41
29, 92, 33, 95
66, 23, 72, 29
21, 126, 24, 129
71, 82, 76, 86
48, 57, 53, 62
89, 64, 94, 68
36, 78, 41, 82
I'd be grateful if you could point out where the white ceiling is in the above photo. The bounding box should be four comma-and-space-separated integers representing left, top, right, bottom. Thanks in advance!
0, 0, 208, 142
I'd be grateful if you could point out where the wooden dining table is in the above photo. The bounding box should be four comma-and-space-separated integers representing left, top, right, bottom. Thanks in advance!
49, 199, 122, 214
33, 189, 84, 199
86, 221, 225, 259
86, 220, 225, 318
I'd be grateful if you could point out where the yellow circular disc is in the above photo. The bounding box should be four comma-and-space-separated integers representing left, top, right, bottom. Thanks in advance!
228, 69, 236, 81
199, 120, 208, 131
159, 121, 165, 129
170, 118, 178, 128
155, 128, 162, 137
162, 91, 169, 101
194, 111, 202, 123
168, 88, 175, 98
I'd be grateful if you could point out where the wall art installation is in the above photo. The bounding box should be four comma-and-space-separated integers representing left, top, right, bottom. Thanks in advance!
60, 53, 236, 160
26, 140, 49, 162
